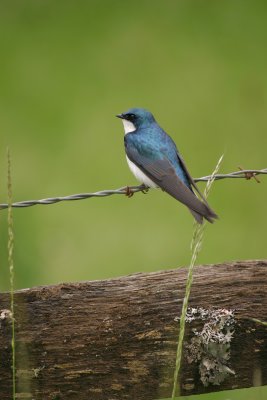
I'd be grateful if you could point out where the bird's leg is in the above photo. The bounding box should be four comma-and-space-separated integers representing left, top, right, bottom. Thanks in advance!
140, 184, 149, 194
125, 185, 149, 197
125, 186, 134, 198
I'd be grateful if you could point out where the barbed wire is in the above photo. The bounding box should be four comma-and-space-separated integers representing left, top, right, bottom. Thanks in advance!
0, 168, 266, 210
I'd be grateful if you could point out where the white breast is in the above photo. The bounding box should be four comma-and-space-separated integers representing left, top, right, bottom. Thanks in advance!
126, 155, 158, 188
122, 119, 136, 134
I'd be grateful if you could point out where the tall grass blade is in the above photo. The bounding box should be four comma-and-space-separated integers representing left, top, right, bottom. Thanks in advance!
7, 147, 16, 399
171, 154, 224, 399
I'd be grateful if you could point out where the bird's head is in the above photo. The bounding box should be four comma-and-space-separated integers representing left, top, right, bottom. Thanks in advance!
116, 108, 155, 134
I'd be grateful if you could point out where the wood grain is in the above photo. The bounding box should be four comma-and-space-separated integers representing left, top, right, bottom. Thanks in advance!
0, 260, 267, 399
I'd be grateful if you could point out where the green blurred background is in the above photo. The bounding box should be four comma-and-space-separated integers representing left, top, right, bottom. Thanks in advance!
0, 1, 267, 399
0, 0, 267, 291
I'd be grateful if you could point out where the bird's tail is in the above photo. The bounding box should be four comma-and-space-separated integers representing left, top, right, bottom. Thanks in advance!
189, 205, 218, 224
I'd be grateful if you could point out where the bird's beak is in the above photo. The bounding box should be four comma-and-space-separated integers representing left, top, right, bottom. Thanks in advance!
116, 114, 124, 119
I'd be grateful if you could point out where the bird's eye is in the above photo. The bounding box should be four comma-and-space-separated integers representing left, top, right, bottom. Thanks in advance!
126, 113, 135, 121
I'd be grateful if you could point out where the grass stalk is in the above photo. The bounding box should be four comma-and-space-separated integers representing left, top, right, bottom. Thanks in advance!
171, 155, 224, 399
7, 147, 16, 399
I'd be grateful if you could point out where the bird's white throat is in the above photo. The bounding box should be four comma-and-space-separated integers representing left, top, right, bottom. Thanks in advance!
122, 119, 136, 134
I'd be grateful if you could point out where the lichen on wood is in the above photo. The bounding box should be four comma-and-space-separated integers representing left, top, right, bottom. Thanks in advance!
185, 307, 236, 386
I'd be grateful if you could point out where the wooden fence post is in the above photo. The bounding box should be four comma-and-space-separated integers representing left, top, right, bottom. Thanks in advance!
0, 260, 266, 399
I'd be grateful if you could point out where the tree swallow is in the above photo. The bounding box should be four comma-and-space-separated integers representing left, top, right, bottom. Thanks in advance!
116, 107, 218, 224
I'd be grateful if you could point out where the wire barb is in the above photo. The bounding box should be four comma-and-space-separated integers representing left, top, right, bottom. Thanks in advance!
0, 169, 266, 211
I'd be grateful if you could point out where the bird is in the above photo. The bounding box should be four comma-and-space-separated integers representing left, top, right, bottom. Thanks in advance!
116, 107, 218, 224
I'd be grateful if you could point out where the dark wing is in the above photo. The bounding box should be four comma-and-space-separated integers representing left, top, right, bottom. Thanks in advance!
126, 145, 217, 223
177, 153, 218, 221
177, 154, 209, 205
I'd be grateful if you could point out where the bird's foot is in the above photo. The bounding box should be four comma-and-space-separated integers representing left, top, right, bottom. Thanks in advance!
140, 185, 149, 194
125, 186, 134, 198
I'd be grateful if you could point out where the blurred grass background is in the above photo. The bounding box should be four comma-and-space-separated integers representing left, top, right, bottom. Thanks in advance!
0, 0, 266, 293
0, 1, 267, 399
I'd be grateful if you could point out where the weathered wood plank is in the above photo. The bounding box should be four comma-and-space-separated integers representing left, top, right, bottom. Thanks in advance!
0, 260, 267, 399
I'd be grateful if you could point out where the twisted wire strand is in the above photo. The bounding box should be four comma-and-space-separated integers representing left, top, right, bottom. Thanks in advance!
0, 169, 266, 210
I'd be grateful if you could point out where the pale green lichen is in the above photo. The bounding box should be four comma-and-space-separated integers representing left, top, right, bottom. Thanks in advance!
185, 307, 235, 386
0, 309, 13, 323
